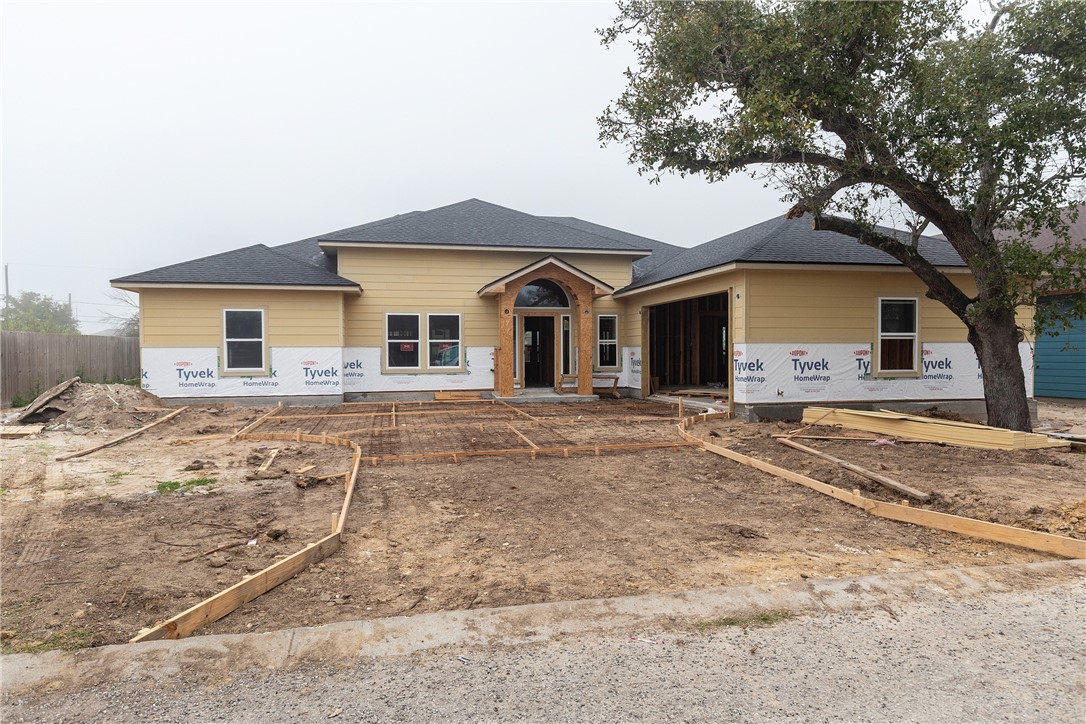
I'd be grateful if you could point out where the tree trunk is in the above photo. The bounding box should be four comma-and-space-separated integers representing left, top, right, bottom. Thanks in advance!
967, 308, 1032, 431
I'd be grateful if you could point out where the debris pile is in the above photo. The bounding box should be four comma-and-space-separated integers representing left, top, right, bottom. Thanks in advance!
17, 381, 166, 430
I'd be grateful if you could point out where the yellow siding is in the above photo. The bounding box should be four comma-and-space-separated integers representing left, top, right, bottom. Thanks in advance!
744, 269, 976, 343
140, 289, 345, 348
337, 247, 637, 347
617, 270, 747, 347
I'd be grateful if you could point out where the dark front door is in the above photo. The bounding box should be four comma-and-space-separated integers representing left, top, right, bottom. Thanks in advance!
523, 316, 555, 387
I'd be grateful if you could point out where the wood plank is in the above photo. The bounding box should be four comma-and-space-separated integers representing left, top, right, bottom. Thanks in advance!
14, 376, 79, 422
0, 424, 45, 438
230, 403, 283, 440
507, 423, 539, 449
777, 438, 931, 501
130, 533, 342, 642
257, 449, 280, 472
55, 407, 187, 461
679, 416, 1085, 559
802, 407, 1068, 450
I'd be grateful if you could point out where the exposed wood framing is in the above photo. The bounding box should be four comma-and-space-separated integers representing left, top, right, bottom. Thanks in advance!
679, 415, 1085, 559
56, 407, 188, 461
777, 438, 931, 501
14, 376, 80, 422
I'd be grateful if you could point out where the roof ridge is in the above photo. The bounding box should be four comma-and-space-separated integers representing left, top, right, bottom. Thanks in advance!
543, 215, 678, 252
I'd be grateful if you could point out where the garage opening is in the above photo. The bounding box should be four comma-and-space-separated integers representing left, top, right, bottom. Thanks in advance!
648, 293, 729, 392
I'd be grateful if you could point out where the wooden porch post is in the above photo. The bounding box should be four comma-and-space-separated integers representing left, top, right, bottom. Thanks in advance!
577, 294, 593, 396
496, 292, 515, 398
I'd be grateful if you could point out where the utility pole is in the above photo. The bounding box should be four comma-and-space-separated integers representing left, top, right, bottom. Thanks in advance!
3, 263, 8, 301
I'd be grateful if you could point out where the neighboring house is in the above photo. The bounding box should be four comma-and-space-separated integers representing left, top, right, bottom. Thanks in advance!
1026, 203, 1086, 400
111, 198, 1034, 419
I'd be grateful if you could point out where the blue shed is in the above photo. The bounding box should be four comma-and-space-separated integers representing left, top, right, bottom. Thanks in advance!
1034, 294, 1086, 399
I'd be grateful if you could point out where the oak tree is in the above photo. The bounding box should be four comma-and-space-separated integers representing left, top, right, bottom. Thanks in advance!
600, 0, 1085, 430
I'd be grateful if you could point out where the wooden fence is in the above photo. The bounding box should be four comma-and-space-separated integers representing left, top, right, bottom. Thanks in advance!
1, 331, 139, 407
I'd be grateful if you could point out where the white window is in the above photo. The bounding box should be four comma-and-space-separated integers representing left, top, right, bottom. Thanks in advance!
428, 314, 461, 368
224, 309, 264, 371
597, 315, 618, 368
878, 298, 918, 373
387, 313, 420, 369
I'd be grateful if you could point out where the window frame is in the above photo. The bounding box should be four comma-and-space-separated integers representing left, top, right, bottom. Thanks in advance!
876, 297, 919, 375
222, 308, 266, 373
385, 312, 422, 371
426, 312, 462, 369
596, 314, 619, 370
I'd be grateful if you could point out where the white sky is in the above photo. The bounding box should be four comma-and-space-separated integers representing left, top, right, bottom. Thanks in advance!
3, 2, 792, 331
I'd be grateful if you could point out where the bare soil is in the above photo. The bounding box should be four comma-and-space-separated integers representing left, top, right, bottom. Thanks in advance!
1, 389, 1082, 653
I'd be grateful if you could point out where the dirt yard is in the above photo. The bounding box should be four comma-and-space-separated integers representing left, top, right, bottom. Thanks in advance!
1, 385, 1082, 653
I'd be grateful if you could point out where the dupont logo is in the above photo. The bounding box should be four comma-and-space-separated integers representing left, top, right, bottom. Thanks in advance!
923, 348, 933, 356
174, 361, 192, 367
790, 349, 808, 357
302, 360, 318, 366
853, 349, 870, 357
733, 350, 744, 357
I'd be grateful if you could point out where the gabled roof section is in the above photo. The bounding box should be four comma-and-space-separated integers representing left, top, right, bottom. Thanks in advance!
541, 216, 684, 282
317, 199, 654, 254
477, 256, 615, 297
619, 214, 966, 294
111, 244, 360, 289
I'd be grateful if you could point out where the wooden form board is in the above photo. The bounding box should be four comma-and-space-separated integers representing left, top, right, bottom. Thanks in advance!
131, 533, 342, 642
230, 403, 283, 440
132, 431, 364, 643
679, 415, 1085, 559
802, 407, 1069, 450
55, 407, 188, 461
433, 390, 485, 400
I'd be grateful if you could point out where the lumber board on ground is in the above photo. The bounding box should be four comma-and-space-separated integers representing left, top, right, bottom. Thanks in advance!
777, 438, 930, 501
257, 449, 279, 472
130, 533, 342, 642
14, 377, 79, 422
506, 424, 539, 449
230, 404, 282, 440
434, 390, 484, 400
802, 407, 1068, 450
0, 424, 45, 438
679, 416, 1085, 559
55, 407, 188, 461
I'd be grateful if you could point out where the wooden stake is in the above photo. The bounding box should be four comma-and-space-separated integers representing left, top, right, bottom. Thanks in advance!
56, 407, 188, 461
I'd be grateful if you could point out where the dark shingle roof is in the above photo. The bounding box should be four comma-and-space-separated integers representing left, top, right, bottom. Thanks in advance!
111, 244, 359, 288
541, 216, 683, 282
621, 214, 966, 292
317, 199, 653, 253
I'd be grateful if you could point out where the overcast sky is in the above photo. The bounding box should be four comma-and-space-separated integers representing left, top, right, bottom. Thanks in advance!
2, 1, 795, 332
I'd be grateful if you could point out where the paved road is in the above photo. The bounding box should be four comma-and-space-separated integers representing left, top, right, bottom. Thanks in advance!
4, 567, 1083, 724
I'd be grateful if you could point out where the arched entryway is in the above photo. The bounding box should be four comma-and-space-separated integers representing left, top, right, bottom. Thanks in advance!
478, 257, 614, 397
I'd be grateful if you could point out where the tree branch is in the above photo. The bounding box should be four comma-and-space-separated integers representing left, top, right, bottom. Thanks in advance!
811, 214, 974, 320
786, 174, 860, 219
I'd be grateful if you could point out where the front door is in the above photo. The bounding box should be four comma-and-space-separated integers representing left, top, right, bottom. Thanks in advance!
523, 316, 555, 387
